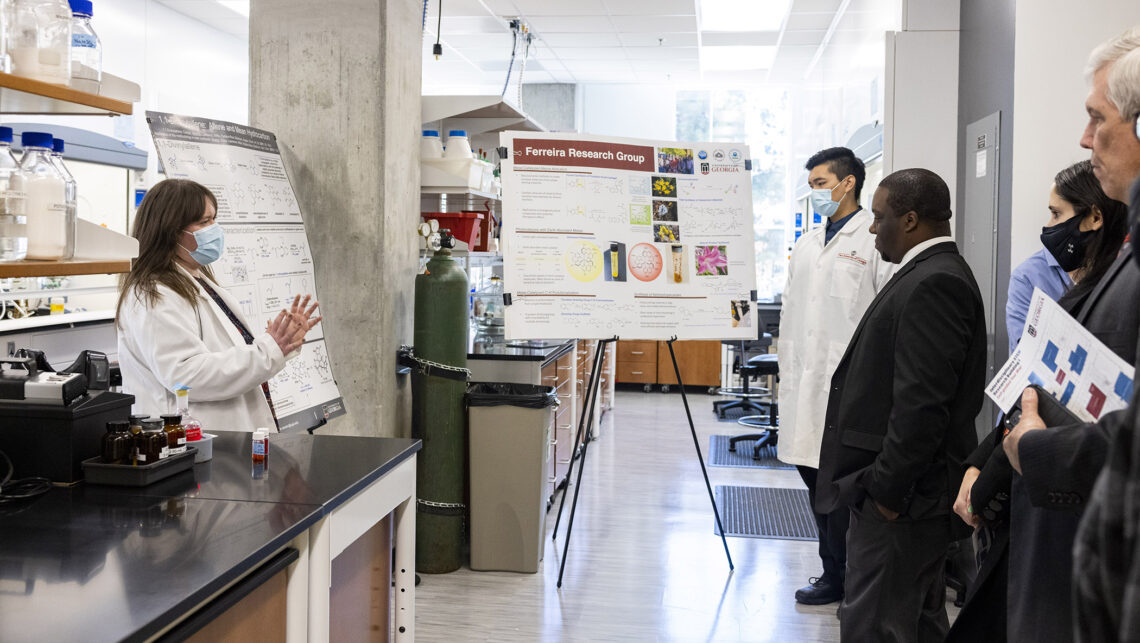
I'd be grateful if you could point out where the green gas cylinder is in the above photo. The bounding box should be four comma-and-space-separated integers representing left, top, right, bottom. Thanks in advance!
412, 239, 470, 573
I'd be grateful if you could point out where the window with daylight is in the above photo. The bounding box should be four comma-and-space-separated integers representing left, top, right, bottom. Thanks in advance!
675, 88, 791, 301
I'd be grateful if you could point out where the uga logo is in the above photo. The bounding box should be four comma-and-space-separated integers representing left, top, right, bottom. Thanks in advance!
700, 162, 710, 175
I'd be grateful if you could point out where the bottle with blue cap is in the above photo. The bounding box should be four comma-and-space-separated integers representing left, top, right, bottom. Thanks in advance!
68, 0, 101, 93
8, 0, 73, 86
0, 127, 28, 262
421, 129, 443, 159
444, 130, 472, 160
19, 131, 68, 260
50, 138, 77, 258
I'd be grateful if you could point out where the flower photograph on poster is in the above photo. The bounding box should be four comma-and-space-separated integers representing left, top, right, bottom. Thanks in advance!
654, 224, 680, 243
695, 245, 728, 276
652, 176, 676, 197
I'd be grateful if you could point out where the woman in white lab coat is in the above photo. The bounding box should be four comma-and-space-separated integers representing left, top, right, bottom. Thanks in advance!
116, 179, 320, 431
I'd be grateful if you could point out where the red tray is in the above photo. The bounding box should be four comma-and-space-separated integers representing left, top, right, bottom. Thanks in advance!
422, 212, 483, 247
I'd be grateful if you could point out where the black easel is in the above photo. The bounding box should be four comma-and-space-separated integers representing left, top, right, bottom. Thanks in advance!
552, 337, 614, 588
552, 336, 733, 588
666, 336, 734, 572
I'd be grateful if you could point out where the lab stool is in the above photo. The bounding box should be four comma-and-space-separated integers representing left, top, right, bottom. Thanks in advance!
713, 353, 775, 419
728, 354, 779, 460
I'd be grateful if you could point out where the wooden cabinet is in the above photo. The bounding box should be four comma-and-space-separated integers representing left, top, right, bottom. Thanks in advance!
615, 340, 656, 383
615, 339, 722, 389
656, 340, 722, 387
541, 349, 579, 503
576, 340, 612, 439
600, 342, 615, 412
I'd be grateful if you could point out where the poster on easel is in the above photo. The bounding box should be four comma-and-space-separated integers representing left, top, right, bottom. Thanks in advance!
146, 111, 345, 433
499, 131, 756, 340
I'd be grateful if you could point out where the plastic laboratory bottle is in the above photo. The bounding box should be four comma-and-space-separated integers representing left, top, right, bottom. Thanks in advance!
444, 130, 472, 160
0, 126, 27, 262
50, 138, 76, 258
0, 0, 10, 73
9, 0, 72, 85
19, 131, 67, 260
67, 0, 98, 92
421, 130, 443, 159
174, 386, 203, 442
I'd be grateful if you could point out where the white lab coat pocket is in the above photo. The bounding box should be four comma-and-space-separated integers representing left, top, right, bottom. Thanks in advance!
828, 262, 866, 319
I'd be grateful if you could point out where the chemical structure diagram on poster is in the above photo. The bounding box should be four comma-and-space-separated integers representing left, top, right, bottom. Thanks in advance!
986, 288, 1134, 423
147, 112, 302, 223
499, 131, 756, 340
147, 112, 345, 432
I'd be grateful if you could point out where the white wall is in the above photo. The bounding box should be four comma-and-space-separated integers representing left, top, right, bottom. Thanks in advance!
1010, 2, 1140, 269
883, 3, 960, 218
28, 0, 249, 186
580, 84, 676, 141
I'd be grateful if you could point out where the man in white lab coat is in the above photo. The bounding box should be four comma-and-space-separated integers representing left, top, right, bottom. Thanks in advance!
778, 147, 893, 605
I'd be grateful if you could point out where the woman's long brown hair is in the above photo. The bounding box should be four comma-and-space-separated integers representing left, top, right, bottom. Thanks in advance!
115, 179, 218, 326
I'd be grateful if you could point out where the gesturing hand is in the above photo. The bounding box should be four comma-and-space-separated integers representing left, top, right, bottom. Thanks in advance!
1003, 388, 1047, 474
284, 294, 322, 347
267, 308, 301, 355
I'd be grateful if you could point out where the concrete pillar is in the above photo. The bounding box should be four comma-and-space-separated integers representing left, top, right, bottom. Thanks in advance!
248, 0, 421, 437
521, 83, 579, 132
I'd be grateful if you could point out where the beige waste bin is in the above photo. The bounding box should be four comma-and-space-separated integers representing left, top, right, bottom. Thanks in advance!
467, 383, 558, 573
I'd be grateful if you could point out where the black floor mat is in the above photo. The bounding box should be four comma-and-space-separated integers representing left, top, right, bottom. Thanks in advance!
706, 434, 794, 469
714, 486, 819, 541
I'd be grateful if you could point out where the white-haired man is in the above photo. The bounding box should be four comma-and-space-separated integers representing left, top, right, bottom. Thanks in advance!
1001, 25, 1140, 642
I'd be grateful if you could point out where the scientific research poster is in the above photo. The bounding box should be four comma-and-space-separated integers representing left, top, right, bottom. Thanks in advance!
147, 112, 345, 432
499, 131, 756, 340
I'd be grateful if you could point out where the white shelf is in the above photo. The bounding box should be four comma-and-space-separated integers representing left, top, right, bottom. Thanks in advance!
0, 258, 131, 278
0, 309, 114, 332
420, 186, 501, 201
422, 95, 546, 136
0, 71, 137, 116
0, 285, 117, 302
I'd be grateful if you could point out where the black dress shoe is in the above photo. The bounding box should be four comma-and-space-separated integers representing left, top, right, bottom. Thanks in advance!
794, 576, 844, 605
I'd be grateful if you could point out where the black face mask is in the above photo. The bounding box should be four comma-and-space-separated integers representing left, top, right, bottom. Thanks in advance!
1041, 215, 1095, 272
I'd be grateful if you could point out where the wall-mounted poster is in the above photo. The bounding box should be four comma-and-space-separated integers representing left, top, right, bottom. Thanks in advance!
499, 131, 756, 340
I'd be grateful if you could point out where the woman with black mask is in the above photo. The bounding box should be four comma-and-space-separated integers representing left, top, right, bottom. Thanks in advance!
946, 159, 1127, 643
1045, 160, 1129, 311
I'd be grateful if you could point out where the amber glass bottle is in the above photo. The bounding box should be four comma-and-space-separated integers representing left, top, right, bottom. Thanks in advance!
161, 414, 186, 455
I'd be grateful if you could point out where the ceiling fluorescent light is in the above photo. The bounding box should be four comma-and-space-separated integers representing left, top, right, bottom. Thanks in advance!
701, 31, 779, 47
217, 0, 249, 18
698, 0, 790, 32
699, 45, 776, 71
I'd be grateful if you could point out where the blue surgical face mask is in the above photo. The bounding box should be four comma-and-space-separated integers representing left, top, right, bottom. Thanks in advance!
810, 177, 851, 219
182, 223, 224, 265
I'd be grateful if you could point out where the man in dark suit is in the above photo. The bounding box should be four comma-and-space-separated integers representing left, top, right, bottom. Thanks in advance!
815, 168, 986, 642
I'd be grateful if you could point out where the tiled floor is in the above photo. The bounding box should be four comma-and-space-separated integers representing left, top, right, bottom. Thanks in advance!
414, 389, 959, 642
